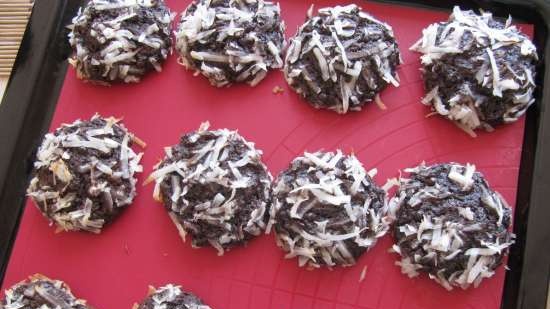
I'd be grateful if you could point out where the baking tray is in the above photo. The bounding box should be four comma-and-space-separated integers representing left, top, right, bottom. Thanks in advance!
0, 0, 549, 308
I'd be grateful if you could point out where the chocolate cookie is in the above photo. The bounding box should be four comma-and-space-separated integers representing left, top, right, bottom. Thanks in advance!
268, 150, 389, 268
0, 274, 92, 309
175, 0, 285, 87
27, 114, 144, 233
411, 6, 538, 136
133, 284, 212, 309
388, 162, 514, 290
147, 122, 272, 255
68, 0, 174, 84
284, 4, 401, 114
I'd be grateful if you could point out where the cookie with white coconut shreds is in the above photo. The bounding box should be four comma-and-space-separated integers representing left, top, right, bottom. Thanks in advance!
68, 0, 174, 85
175, 0, 286, 87
268, 150, 389, 268
146, 122, 272, 255
284, 4, 401, 114
411, 6, 538, 136
0, 274, 92, 309
27, 114, 144, 233
133, 284, 212, 309
387, 162, 514, 290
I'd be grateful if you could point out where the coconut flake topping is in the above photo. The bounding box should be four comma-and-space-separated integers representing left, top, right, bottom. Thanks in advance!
135, 284, 212, 309
175, 0, 285, 87
1, 274, 91, 309
284, 4, 401, 113
27, 114, 144, 233
148, 122, 272, 255
411, 6, 538, 134
389, 162, 514, 290
68, 0, 174, 84
269, 150, 389, 268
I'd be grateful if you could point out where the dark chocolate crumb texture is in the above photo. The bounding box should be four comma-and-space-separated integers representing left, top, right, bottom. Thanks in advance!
134, 284, 212, 309
146, 122, 272, 255
0, 274, 92, 309
27, 114, 144, 233
68, 0, 174, 84
175, 0, 286, 87
268, 150, 389, 268
411, 6, 538, 136
284, 4, 401, 114
388, 162, 514, 290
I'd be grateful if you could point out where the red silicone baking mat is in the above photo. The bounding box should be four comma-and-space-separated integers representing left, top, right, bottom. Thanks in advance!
1, 1, 534, 308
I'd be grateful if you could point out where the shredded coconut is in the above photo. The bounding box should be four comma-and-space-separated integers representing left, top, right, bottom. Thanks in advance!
68, 0, 174, 84
27, 114, 144, 233
270, 150, 388, 268
388, 162, 514, 289
175, 0, 285, 87
411, 6, 538, 134
148, 122, 272, 255
284, 4, 400, 113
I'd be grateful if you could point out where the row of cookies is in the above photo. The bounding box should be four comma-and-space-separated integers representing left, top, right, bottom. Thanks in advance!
68, 1, 538, 134
0, 274, 212, 309
26, 115, 513, 290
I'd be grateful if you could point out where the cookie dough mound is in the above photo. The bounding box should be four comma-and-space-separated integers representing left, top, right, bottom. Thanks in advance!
284, 4, 400, 114
175, 0, 285, 87
269, 150, 388, 268
147, 122, 272, 255
27, 114, 144, 233
68, 0, 174, 84
411, 6, 538, 136
389, 162, 514, 290
134, 284, 212, 309
0, 274, 92, 309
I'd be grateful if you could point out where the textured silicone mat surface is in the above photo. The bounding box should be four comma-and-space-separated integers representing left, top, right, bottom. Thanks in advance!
1, 1, 533, 308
